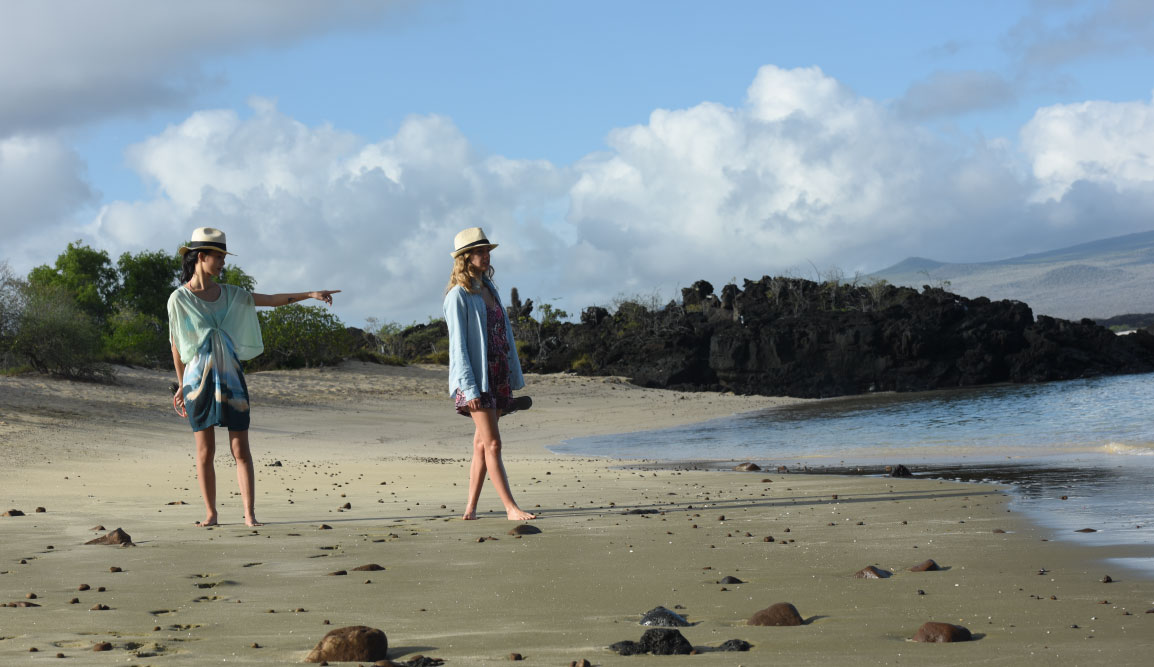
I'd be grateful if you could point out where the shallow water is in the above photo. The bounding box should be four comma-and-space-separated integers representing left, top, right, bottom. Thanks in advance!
553, 373, 1154, 573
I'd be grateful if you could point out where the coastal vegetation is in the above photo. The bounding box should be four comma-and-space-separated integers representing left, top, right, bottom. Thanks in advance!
0, 243, 344, 380
6, 242, 1154, 398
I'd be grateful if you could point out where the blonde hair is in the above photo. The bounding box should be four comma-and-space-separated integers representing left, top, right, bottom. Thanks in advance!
445, 250, 495, 294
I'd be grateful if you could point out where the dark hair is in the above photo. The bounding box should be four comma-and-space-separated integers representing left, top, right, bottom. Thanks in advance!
179, 250, 201, 284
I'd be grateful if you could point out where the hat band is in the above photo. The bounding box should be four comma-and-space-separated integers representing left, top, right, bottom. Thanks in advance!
455, 238, 491, 253
187, 241, 227, 252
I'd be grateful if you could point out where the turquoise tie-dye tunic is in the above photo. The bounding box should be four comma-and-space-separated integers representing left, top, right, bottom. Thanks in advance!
167, 284, 264, 433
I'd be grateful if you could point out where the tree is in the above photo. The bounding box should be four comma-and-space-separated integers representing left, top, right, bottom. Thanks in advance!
219, 265, 257, 292
103, 305, 170, 368
0, 261, 23, 366
253, 305, 348, 369
117, 249, 180, 321
27, 241, 118, 320
9, 281, 113, 381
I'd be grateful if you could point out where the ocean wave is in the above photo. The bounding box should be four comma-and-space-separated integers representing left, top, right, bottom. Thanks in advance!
1101, 442, 1154, 456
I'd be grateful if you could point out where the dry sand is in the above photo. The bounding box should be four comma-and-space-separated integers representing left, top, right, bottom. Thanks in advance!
1, 362, 1151, 665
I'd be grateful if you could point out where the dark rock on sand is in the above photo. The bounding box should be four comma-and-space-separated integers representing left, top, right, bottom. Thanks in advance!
34, 507, 46, 513
90, 525, 105, 531
641, 628, 694, 655
93, 642, 112, 651
5, 601, 41, 607
352, 564, 385, 571
912, 622, 973, 643
854, 565, 891, 579
718, 639, 752, 651
570, 660, 592, 667
305, 625, 388, 663
1076, 528, 1098, 533
640, 606, 690, 627
910, 559, 941, 572
85, 528, 134, 546
748, 602, 804, 626
508, 524, 542, 535
719, 576, 744, 584
3, 509, 25, 516
734, 462, 761, 471
622, 509, 660, 515
1102, 575, 1114, 583
327, 570, 348, 576
611, 629, 694, 656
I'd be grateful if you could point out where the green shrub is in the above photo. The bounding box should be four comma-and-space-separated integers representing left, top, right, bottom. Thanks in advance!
569, 353, 594, 373
103, 306, 171, 367
253, 304, 349, 370
9, 282, 114, 381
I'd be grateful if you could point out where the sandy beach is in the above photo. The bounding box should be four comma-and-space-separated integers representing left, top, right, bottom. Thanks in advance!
1, 362, 1151, 665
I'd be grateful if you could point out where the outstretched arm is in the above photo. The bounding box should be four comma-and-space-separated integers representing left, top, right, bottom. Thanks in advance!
253, 290, 340, 307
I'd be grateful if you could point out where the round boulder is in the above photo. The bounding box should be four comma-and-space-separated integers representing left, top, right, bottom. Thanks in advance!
854, 565, 891, 579
912, 622, 972, 643
747, 602, 803, 626
640, 606, 689, 627
305, 625, 388, 663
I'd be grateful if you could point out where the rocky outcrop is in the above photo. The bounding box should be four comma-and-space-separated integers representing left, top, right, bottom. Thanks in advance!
517, 277, 1154, 398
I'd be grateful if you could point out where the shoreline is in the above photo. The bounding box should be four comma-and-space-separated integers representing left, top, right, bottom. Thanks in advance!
3, 363, 1153, 664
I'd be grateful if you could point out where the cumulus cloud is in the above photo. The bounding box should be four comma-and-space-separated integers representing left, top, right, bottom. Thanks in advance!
74, 67, 1154, 325
0, 0, 402, 136
93, 100, 569, 324
1022, 93, 1154, 202
0, 134, 96, 237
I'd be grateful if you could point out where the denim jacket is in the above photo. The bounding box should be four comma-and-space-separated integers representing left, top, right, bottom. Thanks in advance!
443, 277, 525, 400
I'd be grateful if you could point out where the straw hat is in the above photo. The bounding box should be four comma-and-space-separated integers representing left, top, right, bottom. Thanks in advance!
179, 227, 236, 256
451, 227, 498, 258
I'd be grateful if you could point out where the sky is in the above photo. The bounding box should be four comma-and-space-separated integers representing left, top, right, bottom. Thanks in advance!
3, 0, 1154, 326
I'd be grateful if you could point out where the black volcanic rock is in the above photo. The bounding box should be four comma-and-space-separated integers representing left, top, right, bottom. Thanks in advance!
515, 276, 1154, 398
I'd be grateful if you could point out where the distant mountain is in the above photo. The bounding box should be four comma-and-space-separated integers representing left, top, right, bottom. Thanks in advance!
870, 230, 1154, 320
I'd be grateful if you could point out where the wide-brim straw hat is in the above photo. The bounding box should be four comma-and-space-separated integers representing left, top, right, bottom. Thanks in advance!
179, 227, 236, 256
451, 227, 498, 258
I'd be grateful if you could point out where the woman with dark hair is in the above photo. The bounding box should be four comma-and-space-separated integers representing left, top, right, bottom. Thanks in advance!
168, 227, 339, 527
444, 227, 535, 521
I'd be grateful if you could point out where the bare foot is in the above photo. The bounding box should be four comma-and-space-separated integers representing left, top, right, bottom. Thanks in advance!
461, 509, 478, 520
196, 516, 218, 527
506, 508, 537, 521
245, 517, 264, 527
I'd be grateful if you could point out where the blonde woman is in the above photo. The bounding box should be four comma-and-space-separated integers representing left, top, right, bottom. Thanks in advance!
444, 227, 535, 520
168, 227, 339, 527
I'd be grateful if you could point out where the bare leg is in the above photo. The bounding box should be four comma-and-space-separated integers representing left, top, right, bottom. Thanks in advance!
194, 429, 218, 527
462, 427, 488, 520
462, 408, 536, 521
229, 430, 262, 526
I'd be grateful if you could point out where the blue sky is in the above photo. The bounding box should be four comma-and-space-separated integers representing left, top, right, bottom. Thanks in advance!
3, 0, 1154, 324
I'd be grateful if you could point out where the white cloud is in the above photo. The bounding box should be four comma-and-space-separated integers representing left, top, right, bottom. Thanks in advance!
93, 100, 569, 324
0, 0, 402, 136
1022, 93, 1154, 202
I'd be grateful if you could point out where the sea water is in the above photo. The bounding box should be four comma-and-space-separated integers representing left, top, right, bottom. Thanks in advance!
552, 373, 1154, 574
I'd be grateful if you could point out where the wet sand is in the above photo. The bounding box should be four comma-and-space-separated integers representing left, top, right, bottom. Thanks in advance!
1, 362, 1151, 665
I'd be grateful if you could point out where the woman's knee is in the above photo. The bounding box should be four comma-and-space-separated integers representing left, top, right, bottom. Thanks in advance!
195, 442, 215, 464
478, 437, 502, 456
